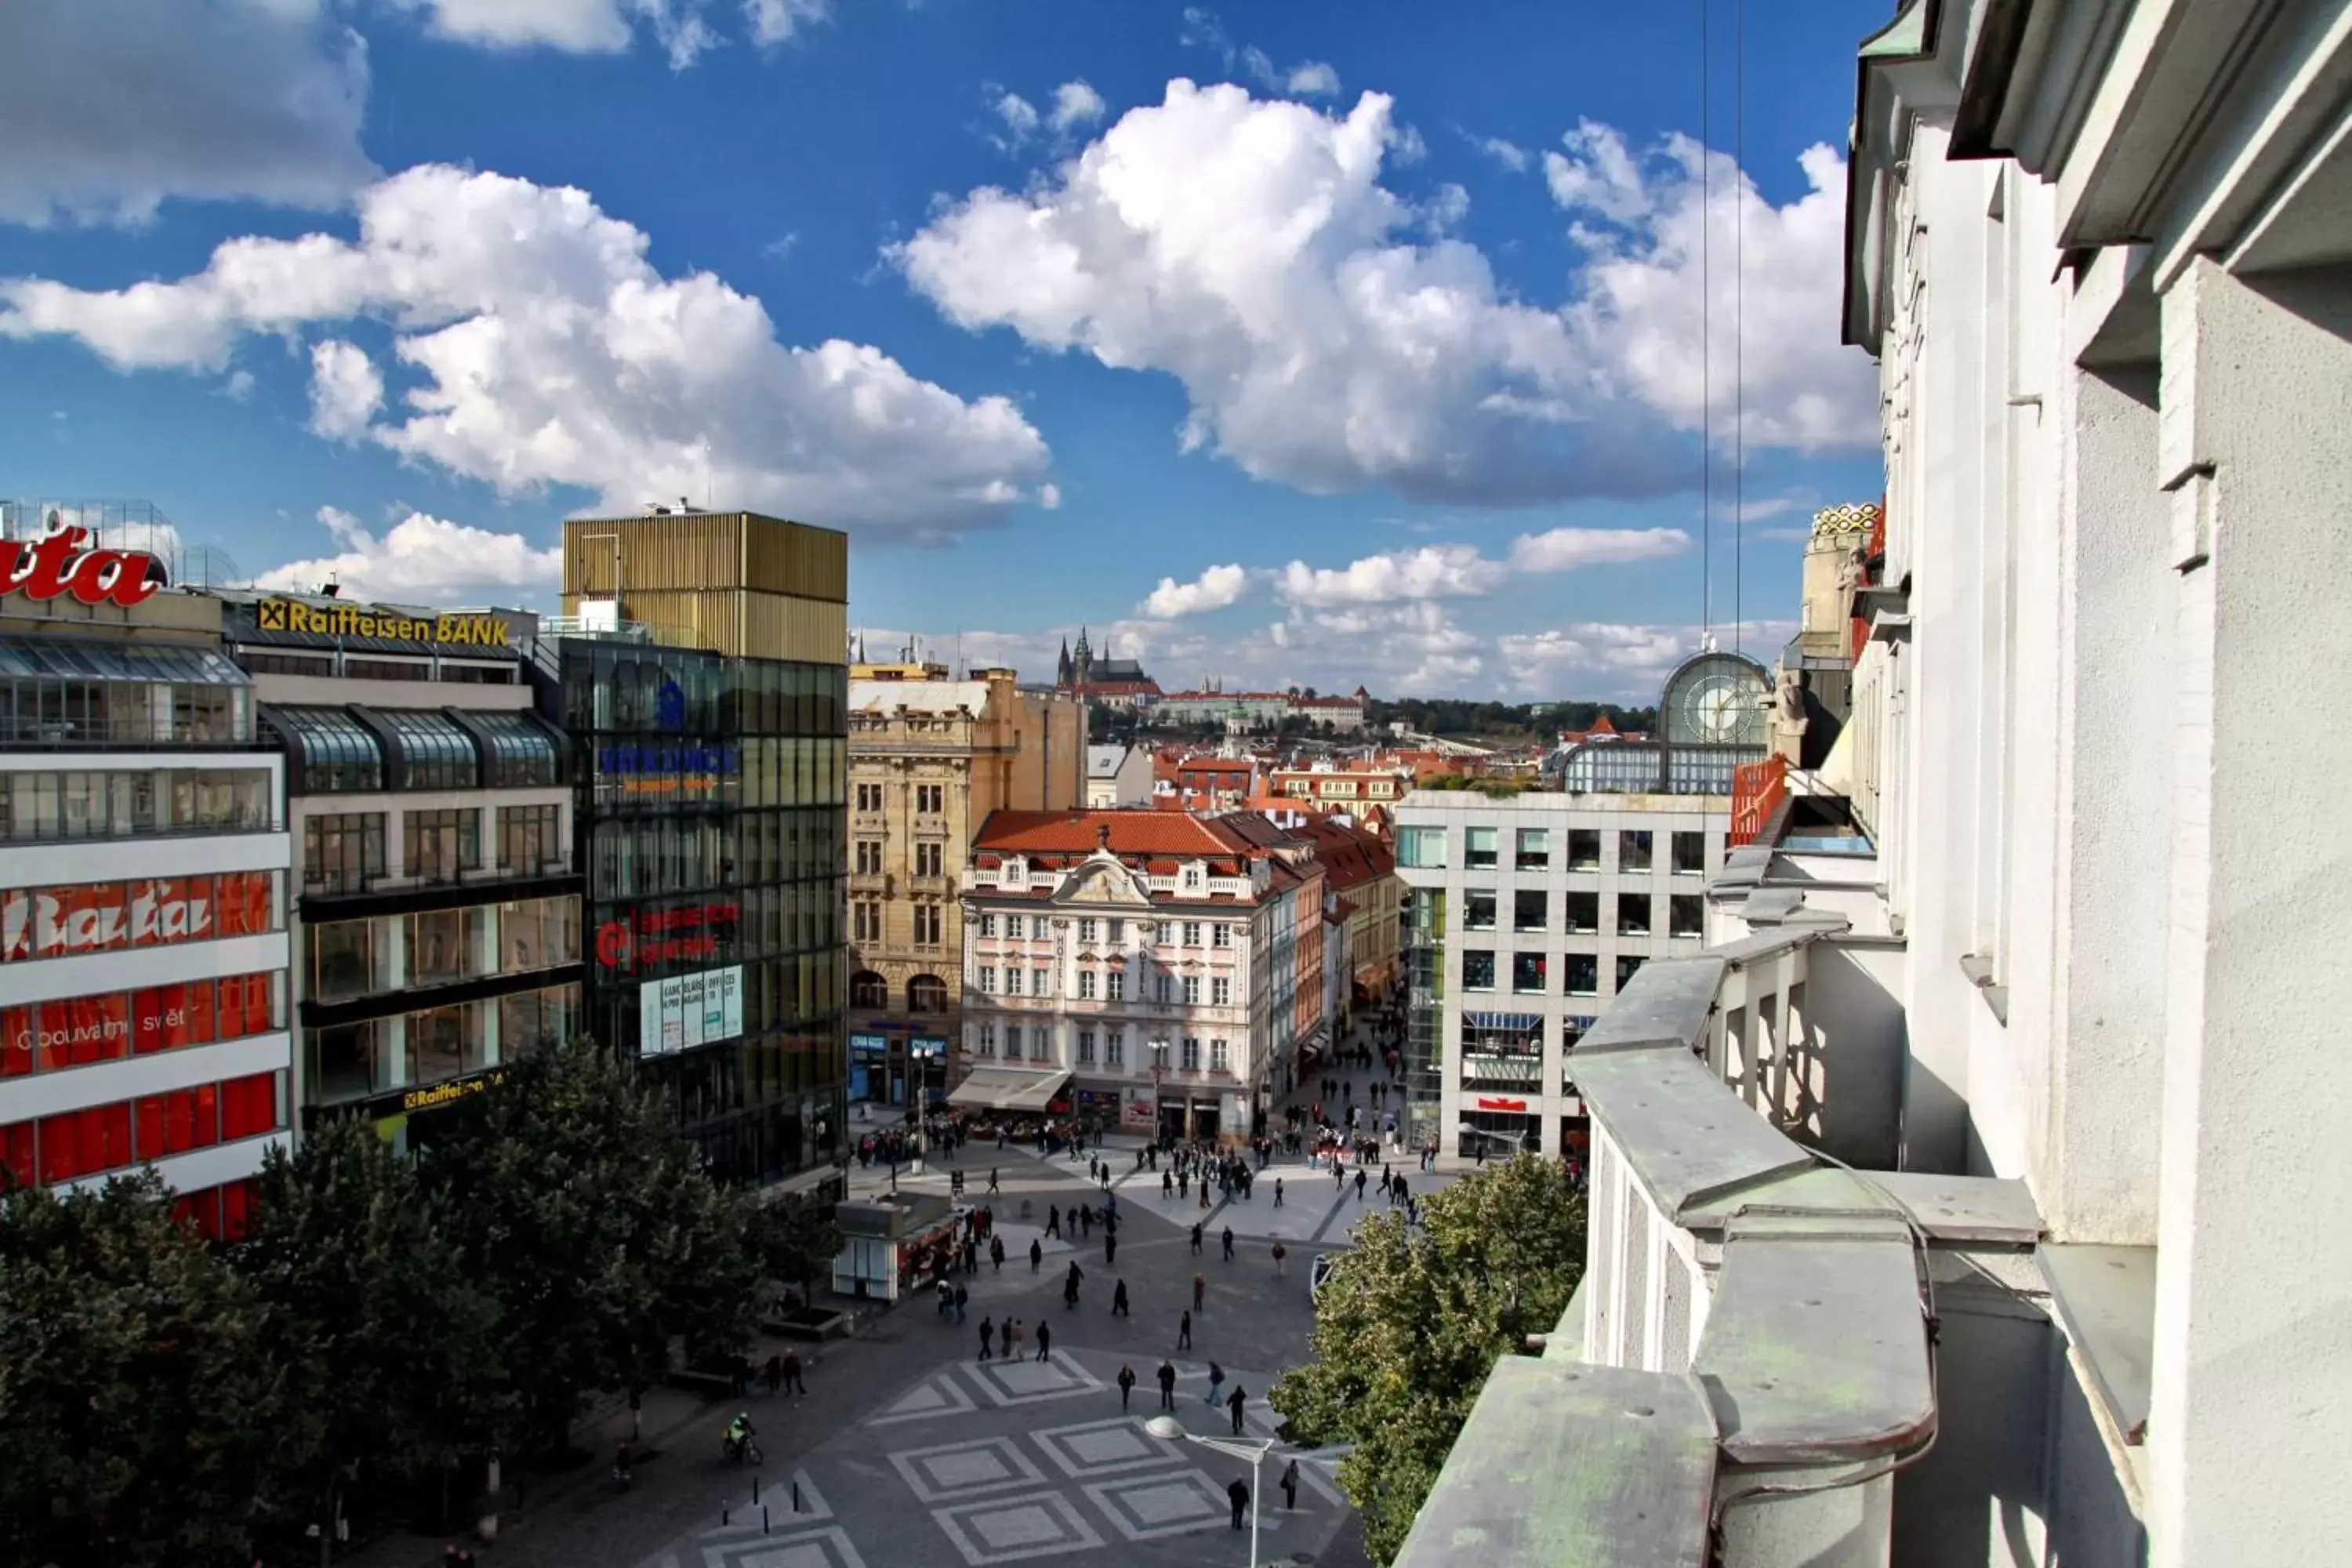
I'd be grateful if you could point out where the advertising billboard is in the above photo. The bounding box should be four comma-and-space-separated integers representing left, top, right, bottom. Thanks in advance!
638, 965, 743, 1058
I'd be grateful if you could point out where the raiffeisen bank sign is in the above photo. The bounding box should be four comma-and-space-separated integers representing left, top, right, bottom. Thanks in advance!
0, 524, 164, 608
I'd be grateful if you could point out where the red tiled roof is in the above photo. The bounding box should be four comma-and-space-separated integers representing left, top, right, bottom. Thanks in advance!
975, 809, 1256, 857
1589, 713, 1617, 735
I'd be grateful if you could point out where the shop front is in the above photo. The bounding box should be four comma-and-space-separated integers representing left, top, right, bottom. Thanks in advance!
1156, 1087, 1250, 1145
849, 1033, 887, 1103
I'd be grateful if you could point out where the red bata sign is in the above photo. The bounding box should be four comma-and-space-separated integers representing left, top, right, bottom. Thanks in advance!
1, 874, 274, 963
595, 902, 739, 971
1, 524, 162, 608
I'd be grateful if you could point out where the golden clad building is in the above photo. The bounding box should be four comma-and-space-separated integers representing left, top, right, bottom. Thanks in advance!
845, 658, 1080, 1109
561, 508, 848, 664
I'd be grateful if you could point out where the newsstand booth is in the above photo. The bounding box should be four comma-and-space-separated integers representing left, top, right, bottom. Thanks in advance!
831, 1192, 956, 1303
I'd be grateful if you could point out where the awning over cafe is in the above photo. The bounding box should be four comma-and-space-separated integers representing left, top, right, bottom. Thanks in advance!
947, 1066, 1073, 1112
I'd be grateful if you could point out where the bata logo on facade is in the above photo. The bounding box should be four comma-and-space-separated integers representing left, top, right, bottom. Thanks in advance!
0, 874, 273, 963
594, 902, 739, 971
0, 524, 163, 608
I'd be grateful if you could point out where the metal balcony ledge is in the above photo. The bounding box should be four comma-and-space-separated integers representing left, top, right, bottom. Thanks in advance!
1573, 1048, 1817, 1220
2040, 1243, 2155, 1444
1389, 1357, 1715, 1568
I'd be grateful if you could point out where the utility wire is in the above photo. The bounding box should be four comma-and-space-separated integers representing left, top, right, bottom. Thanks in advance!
1699, 0, 1711, 646
1734, 0, 1744, 652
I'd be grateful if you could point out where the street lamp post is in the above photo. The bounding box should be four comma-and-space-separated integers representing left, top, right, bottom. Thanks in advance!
1149, 1039, 1169, 1145
1142, 1416, 1274, 1567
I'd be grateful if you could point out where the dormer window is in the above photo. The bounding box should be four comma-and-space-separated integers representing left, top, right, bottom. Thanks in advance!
1004, 856, 1027, 887
1183, 863, 1203, 890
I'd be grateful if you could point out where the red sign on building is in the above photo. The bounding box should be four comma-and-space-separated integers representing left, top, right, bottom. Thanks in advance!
0, 524, 162, 608
594, 902, 740, 971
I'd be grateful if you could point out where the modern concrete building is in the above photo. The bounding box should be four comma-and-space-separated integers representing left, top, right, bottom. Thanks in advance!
845, 663, 1080, 1109
208, 590, 585, 1155
0, 532, 292, 1242
955, 811, 1323, 1142
1083, 743, 1152, 808
1396, 6, 2352, 1566
1392, 788, 1726, 1159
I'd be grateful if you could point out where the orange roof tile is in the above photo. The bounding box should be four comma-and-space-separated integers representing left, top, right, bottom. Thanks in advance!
975, 809, 1256, 857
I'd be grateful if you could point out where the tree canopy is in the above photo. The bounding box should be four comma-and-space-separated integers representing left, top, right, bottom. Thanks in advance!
1270, 1155, 1586, 1565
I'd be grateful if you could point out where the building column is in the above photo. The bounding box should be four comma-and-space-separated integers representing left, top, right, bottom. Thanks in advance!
2147, 258, 2352, 1568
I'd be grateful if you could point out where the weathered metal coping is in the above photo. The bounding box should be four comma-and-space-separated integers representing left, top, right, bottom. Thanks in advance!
2040, 1243, 2155, 1443
1388, 1358, 1716, 1568
1573, 1048, 1818, 1220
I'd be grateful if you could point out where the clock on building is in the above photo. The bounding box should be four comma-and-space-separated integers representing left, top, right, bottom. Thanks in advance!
1659, 651, 1771, 747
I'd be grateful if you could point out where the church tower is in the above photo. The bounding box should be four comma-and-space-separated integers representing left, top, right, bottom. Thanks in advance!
1073, 626, 1092, 688
1057, 636, 1073, 688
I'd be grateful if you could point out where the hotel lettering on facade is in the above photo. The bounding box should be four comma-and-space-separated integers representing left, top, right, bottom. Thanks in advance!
0, 528, 292, 1242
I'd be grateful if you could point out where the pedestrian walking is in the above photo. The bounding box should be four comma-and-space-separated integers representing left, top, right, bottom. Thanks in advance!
1228, 1383, 1248, 1434
764, 1353, 783, 1394
1029, 1238, 1043, 1272
1105, 1232, 1118, 1266
1112, 1279, 1130, 1316
988, 1166, 1000, 1193
1193, 1272, 1207, 1312
1354, 1168, 1367, 1202
1272, 1242, 1288, 1276
782, 1349, 806, 1396
953, 1282, 968, 1323
1281, 1458, 1301, 1510
1117, 1363, 1137, 1410
1228, 1477, 1250, 1531
978, 1316, 995, 1359
1206, 1359, 1225, 1409
1274, 1177, 1284, 1207
1198, 1184, 1210, 1210
1189, 1221, 1204, 1255
1221, 1226, 1235, 1261
1163, 1170, 1174, 1199
990, 1235, 1005, 1270
1036, 1320, 1053, 1363
1177, 1309, 1192, 1350
1046, 1204, 1062, 1239
1157, 1359, 1178, 1410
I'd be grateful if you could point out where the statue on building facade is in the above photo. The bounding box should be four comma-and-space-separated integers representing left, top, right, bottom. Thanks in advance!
1773, 668, 1809, 764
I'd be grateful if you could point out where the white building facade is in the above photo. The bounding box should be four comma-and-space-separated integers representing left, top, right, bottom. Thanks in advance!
1392, 789, 1727, 1159
1083, 743, 1152, 808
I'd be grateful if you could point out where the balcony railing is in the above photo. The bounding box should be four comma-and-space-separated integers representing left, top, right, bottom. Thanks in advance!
1728, 753, 1788, 848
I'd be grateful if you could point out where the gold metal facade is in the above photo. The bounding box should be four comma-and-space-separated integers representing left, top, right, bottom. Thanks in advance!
562, 510, 848, 664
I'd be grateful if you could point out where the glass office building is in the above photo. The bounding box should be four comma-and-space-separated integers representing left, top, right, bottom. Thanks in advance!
548, 637, 847, 1182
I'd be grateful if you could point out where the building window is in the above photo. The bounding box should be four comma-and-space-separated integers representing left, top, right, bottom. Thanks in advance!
1078, 1029, 1096, 1065
855, 782, 883, 812
851, 971, 887, 1009
1397, 826, 1446, 869
1080, 971, 1097, 1000
1107, 968, 1125, 1001
1617, 895, 1652, 938
1567, 829, 1601, 870
1462, 950, 1496, 990
978, 965, 997, 994
913, 904, 942, 946
1005, 1024, 1025, 1059
909, 975, 949, 1012
1182, 921, 1203, 946
1616, 955, 1646, 991
0, 768, 272, 844
1033, 966, 1050, 996
1107, 918, 1125, 943
497, 895, 576, 972
1464, 891, 1497, 931
1565, 891, 1599, 934
407, 907, 488, 987
1004, 967, 1023, 996
496, 803, 561, 873
978, 1022, 996, 1058
1, 973, 279, 1078
1515, 827, 1549, 870
1669, 894, 1704, 938
1566, 954, 1599, 995
1512, 952, 1547, 994
1154, 972, 1172, 1004
304, 811, 385, 894
1210, 1039, 1230, 1073
404, 808, 480, 882
1006, 915, 1025, 940
979, 913, 996, 938
1181, 1036, 1200, 1070
1672, 831, 1708, 875
1183, 866, 1203, 890
1079, 918, 1098, 943
376, 708, 481, 792
915, 841, 943, 877
1464, 826, 1498, 870
852, 902, 880, 942
1513, 891, 1547, 933
1620, 830, 1653, 873
1105, 1029, 1126, 1067
1211, 924, 1230, 949
472, 711, 561, 787
855, 839, 884, 875
1211, 976, 1230, 1007
916, 783, 943, 814
1182, 975, 1201, 1005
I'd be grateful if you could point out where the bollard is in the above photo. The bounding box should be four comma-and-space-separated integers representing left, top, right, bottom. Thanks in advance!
753, 1472, 761, 1504
762, 1504, 771, 1534
793, 1479, 804, 1513
721, 1501, 730, 1526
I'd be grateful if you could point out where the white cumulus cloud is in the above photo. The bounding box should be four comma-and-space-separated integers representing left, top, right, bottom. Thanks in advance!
1140, 562, 1249, 618
896, 83, 1858, 508
1505, 524, 1686, 573
1284, 61, 1341, 96
258, 506, 564, 605
0, 164, 1055, 542
306, 339, 382, 441
993, 91, 1040, 140
1273, 527, 1688, 607
1497, 617, 1797, 699
1050, 80, 1108, 132
0, 0, 375, 227
390, 0, 721, 69
743, 0, 829, 45
1552, 122, 1875, 452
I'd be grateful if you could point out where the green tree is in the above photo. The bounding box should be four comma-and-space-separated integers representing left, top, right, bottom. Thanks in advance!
0, 1174, 294, 1568
238, 1122, 504, 1556
753, 1192, 844, 1303
423, 1039, 766, 1454
1271, 1156, 1585, 1565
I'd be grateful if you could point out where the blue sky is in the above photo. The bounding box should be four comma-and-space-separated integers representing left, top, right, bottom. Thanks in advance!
0, 0, 1889, 700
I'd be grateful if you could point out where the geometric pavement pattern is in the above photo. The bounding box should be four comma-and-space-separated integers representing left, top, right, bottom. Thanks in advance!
642, 1348, 1345, 1568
